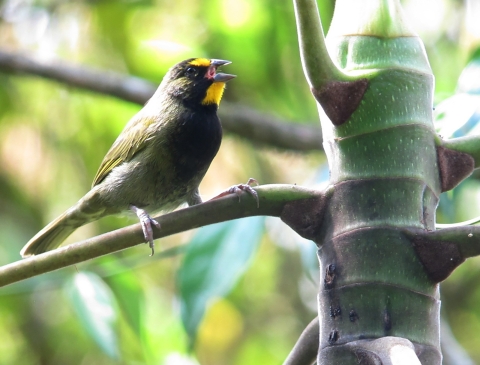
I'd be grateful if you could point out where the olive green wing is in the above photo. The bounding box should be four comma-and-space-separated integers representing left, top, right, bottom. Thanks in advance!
92, 116, 158, 187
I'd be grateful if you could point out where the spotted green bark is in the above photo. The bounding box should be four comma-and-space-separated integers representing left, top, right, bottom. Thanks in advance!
317, 29, 442, 361
288, 0, 480, 364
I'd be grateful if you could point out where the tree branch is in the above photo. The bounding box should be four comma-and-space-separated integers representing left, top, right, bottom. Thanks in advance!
442, 136, 480, 169
283, 317, 319, 365
416, 226, 480, 259
293, 0, 349, 88
404, 226, 480, 283
0, 184, 320, 288
0, 49, 323, 152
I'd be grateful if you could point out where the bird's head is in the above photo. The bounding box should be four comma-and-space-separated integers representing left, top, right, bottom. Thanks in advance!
163, 58, 236, 108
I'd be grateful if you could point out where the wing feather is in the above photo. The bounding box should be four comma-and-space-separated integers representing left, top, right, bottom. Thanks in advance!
92, 115, 159, 187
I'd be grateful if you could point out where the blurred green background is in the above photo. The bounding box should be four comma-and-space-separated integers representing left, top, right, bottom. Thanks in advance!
0, 0, 480, 364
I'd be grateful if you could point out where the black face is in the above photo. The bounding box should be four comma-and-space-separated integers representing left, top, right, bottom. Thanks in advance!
172, 59, 208, 79
184, 65, 201, 79
166, 58, 214, 107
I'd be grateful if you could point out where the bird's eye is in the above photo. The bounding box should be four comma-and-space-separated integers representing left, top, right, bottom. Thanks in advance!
185, 67, 198, 78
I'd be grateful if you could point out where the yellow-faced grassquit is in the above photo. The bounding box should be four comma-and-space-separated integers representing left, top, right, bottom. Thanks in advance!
20, 58, 236, 257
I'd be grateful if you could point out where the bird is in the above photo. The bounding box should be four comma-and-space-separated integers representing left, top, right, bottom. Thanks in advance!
20, 58, 241, 258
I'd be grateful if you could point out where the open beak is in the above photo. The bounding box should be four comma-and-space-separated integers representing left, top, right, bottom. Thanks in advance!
210, 59, 236, 83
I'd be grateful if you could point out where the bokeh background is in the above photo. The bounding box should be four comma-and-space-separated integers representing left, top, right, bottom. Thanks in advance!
0, 0, 480, 364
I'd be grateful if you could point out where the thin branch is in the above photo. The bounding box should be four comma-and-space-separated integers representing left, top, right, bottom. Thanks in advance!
0, 49, 323, 152
442, 136, 480, 169
0, 184, 320, 288
0, 49, 152, 104
283, 317, 319, 365
293, 0, 349, 88
436, 216, 480, 229
404, 226, 480, 283
415, 226, 480, 259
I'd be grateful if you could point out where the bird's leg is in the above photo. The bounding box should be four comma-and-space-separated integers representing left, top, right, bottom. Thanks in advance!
209, 178, 260, 207
187, 188, 203, 206
129, 205, 161, 256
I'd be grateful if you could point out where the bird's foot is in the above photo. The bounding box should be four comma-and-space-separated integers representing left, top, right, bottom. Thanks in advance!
210, 178, 259, 207
130, 205, 161, 256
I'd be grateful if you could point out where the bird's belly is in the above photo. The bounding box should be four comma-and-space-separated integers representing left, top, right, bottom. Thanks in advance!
97, 158, 204, 214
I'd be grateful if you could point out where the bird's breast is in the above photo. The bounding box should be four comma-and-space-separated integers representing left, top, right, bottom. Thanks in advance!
169, 108, 223, 183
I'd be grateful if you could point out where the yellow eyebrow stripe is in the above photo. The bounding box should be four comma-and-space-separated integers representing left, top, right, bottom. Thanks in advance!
188, 58, 211, 67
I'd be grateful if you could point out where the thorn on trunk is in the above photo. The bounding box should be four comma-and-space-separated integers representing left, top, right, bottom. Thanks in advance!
330, 305, 342, 318
311, 78, 369, 126
384, 308, 392, 332
280, 195, 327, 241
328, 330, 339, 345
349, 310, 359, 322
437, 146, 474, 192
324, 263, 336, 289
412, 236, 464, 283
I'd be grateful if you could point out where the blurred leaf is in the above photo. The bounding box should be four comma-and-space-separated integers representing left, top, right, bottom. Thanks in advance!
435, 94, 480, 138
92, 2, 131, 61
435, 47, 480, 139
0, 75, 14, 119
178, 216, 264, 342
435, 49, 480, 228
102, 259, 144, 338
458, 46, 480, 95
297, 240, 319, 283
65, 271, 119, 359
195, 298, 244, 363
437, 190, 457, 224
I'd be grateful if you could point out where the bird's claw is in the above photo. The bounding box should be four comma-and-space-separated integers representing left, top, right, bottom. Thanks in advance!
130, 205, 161, 256
211, 178, 260, 207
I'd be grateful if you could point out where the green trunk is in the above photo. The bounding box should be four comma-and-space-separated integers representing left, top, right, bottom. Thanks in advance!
317, 31, 441, 365
289, 0, 479, 363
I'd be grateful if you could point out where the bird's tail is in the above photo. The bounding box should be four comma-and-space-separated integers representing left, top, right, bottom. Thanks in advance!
21, 207, 90, 258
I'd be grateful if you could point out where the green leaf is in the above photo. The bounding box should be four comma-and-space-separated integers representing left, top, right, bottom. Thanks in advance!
458, 46, 480, 95
178, 216, 265, 341
434, 94, 480, 138
435, 48, 480, 138
105, 269, 144, 338
98, 257, 144, 338
65, 271, 119, 359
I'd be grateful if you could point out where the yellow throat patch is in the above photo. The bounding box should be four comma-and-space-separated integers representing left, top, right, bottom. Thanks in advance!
202, 82, 226, 106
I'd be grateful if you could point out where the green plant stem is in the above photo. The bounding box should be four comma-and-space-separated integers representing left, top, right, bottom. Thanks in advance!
436, 216, 480, 229
283, 317, 319, 365
442, 136, 480, 169
293, 0, 350, 88
0, 184, 319, 288
408, 226, 480, 259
